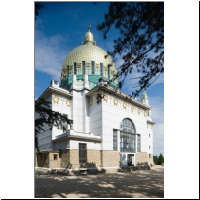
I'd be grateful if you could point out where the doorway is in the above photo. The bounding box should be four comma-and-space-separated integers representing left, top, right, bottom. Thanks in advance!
127, 154, 134, 166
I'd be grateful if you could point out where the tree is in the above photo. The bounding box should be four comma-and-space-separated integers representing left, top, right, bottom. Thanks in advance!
35, 3, 44, 20
153, 155, 159, 165
97, 2, 164, 97
158, 153, 164, 165
35, 98, 73, 152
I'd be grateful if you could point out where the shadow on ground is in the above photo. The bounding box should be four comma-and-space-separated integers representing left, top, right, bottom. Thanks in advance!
35, 167, 164, 198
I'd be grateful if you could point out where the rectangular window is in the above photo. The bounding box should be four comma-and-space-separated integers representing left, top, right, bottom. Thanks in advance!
149, 134, 150, 138
113, 130, 117, 151
91, 61, 95, 74
79, 143, 87, 163
67, 65, 69, 75
74, 62, 77, 74
149, 154, 151, 158
120, 132, 135, 152
100, 63, 103, 76
82, 61, 85, 75
54, 154, 58, 160
149, 146, 150, 149
137, 134, 141, 152
108, 65, 111, 79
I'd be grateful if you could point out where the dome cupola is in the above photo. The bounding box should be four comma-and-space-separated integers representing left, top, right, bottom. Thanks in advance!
60, 27, 118, 89
82, 25, 96, 45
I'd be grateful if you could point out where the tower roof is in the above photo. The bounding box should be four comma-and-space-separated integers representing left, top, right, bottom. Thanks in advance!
82, 25, 96, 45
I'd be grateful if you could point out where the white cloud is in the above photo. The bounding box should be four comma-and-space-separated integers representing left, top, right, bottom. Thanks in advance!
35, 29, 70, 81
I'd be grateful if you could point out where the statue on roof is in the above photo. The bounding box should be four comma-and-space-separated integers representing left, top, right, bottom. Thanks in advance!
140, 90, 149, 105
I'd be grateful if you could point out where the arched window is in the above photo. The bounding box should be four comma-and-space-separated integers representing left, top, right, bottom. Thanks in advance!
120, 118, 135, 133
120, 118, 136, 152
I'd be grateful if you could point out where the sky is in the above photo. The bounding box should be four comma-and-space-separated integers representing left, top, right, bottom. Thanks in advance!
35, 2, 164, 157
1, 1, 199, 199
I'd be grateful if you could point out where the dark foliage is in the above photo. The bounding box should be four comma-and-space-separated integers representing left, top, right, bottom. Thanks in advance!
35, 98, 73, 152
97, 2, 164, 97
158, 153, 164, 164
153, 155, 159, 165
153, 153, 164, 165
35, 3, 44, 20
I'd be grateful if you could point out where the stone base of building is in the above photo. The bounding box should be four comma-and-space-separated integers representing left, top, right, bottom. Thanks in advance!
135, 152, 154, 166
35, 150, 154, 170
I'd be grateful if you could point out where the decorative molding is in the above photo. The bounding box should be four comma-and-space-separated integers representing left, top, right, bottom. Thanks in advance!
52, 95, 59, 104
103, 94, 108, 102
95, 63, 100, 69
77, 63, 81, 68
89, 90, 150, 119
52, 94, 72, 108
123, 102, 127, 109
66, 99, 71, 108
113, 98, 118, 106
86, 62, 90, 68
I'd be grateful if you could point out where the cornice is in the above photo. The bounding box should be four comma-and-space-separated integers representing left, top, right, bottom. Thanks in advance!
147, 120, 156, 124
86, 84, 151, 110
52, 134, 102, 143
38, 86, 73, 100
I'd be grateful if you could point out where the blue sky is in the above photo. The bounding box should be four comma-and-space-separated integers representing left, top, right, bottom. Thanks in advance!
35, 2, 164, 156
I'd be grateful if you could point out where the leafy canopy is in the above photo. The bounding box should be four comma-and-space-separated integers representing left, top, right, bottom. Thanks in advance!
97, 2, 164, 97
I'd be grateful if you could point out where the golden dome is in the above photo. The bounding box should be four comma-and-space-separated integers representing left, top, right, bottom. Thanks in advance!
61, 45, 116, 71
60, 27, 118, 88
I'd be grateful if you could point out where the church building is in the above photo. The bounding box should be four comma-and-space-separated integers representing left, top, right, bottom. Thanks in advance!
35, 27, 155, 172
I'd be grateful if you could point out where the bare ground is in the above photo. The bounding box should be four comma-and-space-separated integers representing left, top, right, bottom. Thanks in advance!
35, 165, 164, 198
